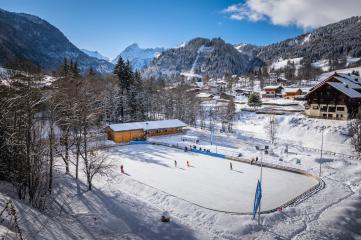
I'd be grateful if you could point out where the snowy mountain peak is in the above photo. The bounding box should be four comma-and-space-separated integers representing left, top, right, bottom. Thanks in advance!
81, 49, 110, 62
125, 43, 140, 50
112, 43, 165, 70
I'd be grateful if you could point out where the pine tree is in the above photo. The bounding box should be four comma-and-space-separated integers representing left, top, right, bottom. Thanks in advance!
62, 58, 69, 76
72, 61, 81, 78
113, 57, 136, 122
248, 92, 262, 110
88, 67, 96, 76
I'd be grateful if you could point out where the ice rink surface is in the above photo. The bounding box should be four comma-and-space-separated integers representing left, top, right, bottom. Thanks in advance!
109, 144, 318, 213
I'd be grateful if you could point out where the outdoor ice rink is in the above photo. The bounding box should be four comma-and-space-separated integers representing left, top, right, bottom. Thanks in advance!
108, 144, 319, 213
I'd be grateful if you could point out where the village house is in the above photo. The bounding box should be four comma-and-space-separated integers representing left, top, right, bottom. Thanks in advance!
263, 85, 284, 97
106, 119, 187, 143
283, 88, 303, 99
196, 92, 214, 101
304, 72, 361, 120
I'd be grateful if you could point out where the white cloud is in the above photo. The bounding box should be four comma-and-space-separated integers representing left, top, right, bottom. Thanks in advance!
223, 0, 361, 29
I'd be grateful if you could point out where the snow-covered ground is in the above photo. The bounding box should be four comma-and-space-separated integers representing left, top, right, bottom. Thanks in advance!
270, 57, 303, 71
1, 111, 360, 240
108, 144, 317, 213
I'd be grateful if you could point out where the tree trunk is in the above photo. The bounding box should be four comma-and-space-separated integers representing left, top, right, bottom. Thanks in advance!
48, 122, 54, 193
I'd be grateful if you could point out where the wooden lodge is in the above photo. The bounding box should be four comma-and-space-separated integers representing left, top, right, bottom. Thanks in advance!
283, 88, 303, 99
304, 73, 361, 120
106, 119, 187, 143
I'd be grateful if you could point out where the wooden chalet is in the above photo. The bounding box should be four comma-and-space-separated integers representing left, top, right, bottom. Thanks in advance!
263, 85, 284, 97
304, 73, 361, 120
283, 88, 303, 99
106, 119, 187, 143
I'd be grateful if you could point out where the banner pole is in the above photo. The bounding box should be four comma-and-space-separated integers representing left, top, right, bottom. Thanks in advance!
258, 150, 264, 225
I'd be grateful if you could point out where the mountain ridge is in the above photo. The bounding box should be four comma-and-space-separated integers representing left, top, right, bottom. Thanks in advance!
0, 8, 114, 74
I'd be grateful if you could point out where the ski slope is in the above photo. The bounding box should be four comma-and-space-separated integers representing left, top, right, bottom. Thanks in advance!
108, 144, 318, 213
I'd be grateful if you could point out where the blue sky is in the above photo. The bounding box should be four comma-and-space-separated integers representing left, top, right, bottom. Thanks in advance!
0, 0, 348, 59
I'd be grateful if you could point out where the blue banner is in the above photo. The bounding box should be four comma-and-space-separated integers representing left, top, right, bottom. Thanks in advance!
253, 179, 262, 220
129, 141, 148, 145
191, 149, 225, 158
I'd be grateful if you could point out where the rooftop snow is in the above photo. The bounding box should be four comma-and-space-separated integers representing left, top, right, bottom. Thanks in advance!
264, 85, 283, 90
308, 72, 361, 97
196, 93, 213, 98
327, 82, 361, 98
108, 119, 187, 132
283, 88, 301, 93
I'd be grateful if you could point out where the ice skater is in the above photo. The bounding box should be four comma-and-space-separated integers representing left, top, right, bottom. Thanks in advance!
187, 161, 190, 167
120, 165, 124, 174
230, 162, 233, 170
174, 160, 177, 168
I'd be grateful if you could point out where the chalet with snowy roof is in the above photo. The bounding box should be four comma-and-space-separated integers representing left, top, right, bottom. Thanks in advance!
196, 92, 214, 101
283, 88, 303, 99
304, 73, 361, 120
106, 119, 187, 143
263, 85, 284, 97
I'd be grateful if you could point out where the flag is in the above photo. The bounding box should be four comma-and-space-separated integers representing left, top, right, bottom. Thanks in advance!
253, 179, 262, 220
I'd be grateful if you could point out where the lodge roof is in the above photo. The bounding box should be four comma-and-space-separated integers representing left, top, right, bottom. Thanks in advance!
263, 85, 283, 90
108, 119, 187, 132
283, 88, 302, 93
306, 72, 361, 99
327, 82, 361, 98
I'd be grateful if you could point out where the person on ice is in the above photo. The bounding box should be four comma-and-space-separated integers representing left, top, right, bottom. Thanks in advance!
230, 162, 233, 170
174, 160, 177, 168
120, 165, 124, 174
187, 161, 190, 167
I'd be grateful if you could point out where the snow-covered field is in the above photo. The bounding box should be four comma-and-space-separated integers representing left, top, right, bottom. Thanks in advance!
108, 144, 317, 213
1, 111, 360, 240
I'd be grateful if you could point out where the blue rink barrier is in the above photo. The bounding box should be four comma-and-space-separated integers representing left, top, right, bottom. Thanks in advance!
191, 149, 225, 158
129, 141, 148, 145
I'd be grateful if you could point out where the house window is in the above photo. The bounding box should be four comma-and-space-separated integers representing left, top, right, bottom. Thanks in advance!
320, 106, 327, 112
312, 105, 319, 110
336, 106, 345, 111
341, 114, 343, 118
328, 114, 333, 118
328, 107, 336, 112
322, 114, 327, 118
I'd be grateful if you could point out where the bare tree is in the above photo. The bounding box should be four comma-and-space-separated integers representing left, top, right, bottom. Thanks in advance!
226, 99, 236, 132
82, 147, 111, 191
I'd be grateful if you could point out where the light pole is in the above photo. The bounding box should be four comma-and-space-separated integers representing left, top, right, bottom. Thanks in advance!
319, 126, 324, 177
